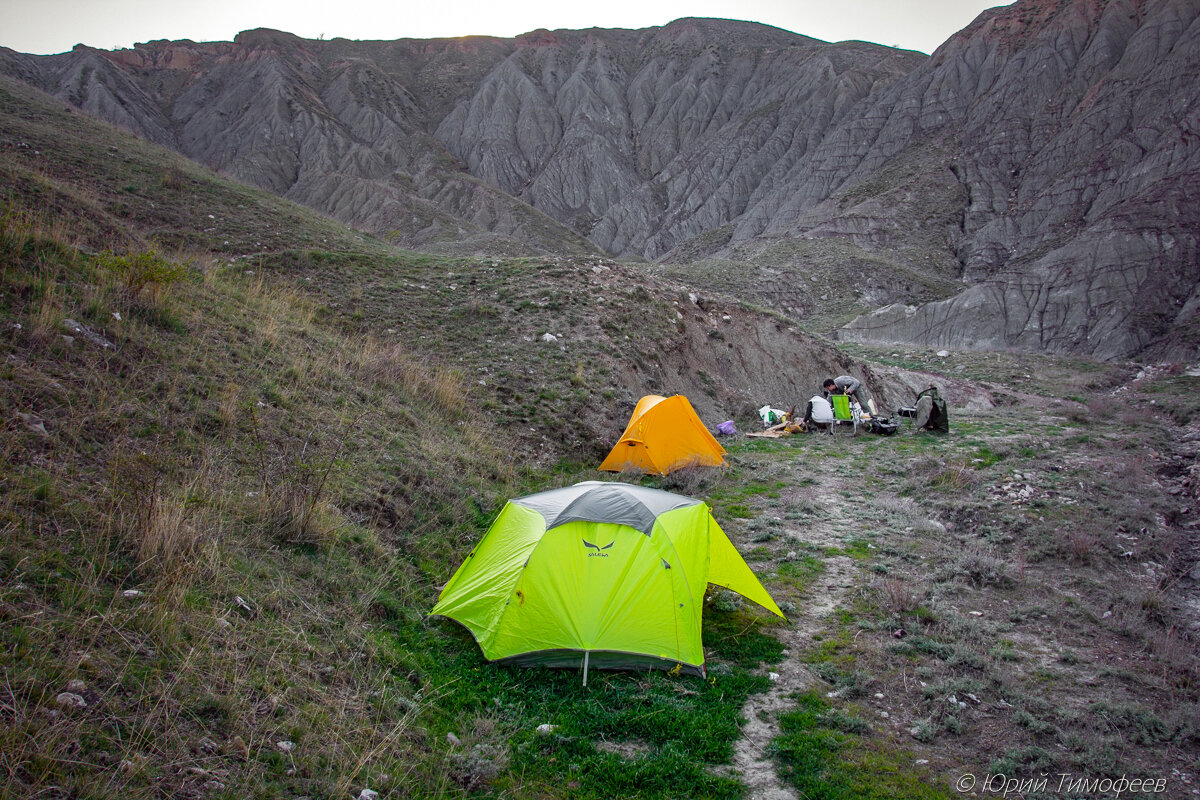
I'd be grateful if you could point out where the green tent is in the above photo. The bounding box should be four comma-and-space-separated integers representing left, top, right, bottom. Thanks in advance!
431, 481, 784, 683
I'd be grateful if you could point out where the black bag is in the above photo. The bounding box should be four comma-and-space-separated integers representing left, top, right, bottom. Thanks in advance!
870, 417, 899, 435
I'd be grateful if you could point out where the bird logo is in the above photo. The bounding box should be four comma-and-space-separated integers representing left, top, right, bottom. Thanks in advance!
583, 540, 613, 557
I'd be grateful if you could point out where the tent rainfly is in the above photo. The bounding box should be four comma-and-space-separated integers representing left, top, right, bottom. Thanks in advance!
430, 481, 784, 684
599, 394, 726, 475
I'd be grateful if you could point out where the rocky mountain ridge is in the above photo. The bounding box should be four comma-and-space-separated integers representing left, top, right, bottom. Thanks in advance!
1, 0, 1197, 361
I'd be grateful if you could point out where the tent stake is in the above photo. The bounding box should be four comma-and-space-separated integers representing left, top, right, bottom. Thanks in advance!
583, 651, 590, 687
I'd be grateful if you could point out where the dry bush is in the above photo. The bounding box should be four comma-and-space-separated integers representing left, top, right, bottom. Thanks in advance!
217, 381, 240, 428
160, 167, 185, 190
658, 462, 722, 495
29, 273, 62, 340
116, 468, 220, 599
928, 464, 978, 492
942, 543, 1015, 588
1148, 626, 1200, 690
1, 204, 76, 257
877, 576, 922, 614
900, 457, 979, 498
1064, 529, 1097, 563
884, 496, 947, 534
267, 485, 343, 548
446, 716, 510, 792
250, 417, 349, 549
358, 338, 467, 418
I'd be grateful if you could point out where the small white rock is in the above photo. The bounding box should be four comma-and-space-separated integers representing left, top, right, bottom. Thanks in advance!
276, 741, 295, 753
535, 723, 557, 735
358, 790, 380, 800
936, 350, 950, 357
122, 589, 143, 599
768, 672, 779, 682
446, 732, 461, 746
874, 693, 884, 700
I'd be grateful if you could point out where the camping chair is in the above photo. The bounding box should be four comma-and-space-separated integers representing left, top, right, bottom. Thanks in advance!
830, 394, 861, 435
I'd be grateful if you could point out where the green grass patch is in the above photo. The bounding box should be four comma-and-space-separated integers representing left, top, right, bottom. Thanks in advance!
385, 604, 780, 799
773, 690, 951, 799
778, 555, 826, 591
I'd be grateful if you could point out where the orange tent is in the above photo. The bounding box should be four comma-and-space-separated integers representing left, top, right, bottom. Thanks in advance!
599, 395, 726, 475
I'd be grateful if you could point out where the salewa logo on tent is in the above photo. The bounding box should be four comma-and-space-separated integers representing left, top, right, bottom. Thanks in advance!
583, 540, 613, 558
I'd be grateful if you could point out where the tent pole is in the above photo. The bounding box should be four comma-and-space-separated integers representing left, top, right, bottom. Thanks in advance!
583, 651, 590, 687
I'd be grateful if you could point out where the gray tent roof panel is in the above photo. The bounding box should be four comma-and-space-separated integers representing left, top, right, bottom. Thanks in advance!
513, 481, 700, 536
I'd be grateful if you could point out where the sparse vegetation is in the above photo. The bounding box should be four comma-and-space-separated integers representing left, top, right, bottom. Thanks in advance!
2, 67, 1198, 800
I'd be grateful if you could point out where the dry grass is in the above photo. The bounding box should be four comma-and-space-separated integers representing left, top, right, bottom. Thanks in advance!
109, 458, 221, 602
0, 204, 78, 256
876, 576, 923, 614
357, 338, 468, 418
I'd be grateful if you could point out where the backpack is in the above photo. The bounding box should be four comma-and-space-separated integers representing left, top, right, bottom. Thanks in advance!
915, 386, 949, 433
870, 417, 899, 435
806, 396, 834, 424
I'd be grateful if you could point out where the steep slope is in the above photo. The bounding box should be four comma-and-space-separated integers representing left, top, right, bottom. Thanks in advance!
435, 20, 922, 254
0, 20, 921, 260
2, 2, 1198, 361
0, 30, 597, 256
725, 0, 1200, 360
0, 72, 878, 444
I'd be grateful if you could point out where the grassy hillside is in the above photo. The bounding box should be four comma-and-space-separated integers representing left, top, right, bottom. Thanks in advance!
2, 72, 1199, 800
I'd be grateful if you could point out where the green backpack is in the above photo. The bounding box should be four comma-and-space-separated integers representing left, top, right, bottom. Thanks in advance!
916, 386, 949, 433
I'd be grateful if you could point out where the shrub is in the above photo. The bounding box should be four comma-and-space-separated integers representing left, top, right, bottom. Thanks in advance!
97, 249, 193, 301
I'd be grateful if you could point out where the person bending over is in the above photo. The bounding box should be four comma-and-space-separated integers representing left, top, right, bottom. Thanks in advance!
822, 375, 874, 415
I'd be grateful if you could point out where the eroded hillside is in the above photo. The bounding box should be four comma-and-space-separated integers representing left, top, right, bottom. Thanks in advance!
2, 61, 1199, 800
4, 1, 1199, 362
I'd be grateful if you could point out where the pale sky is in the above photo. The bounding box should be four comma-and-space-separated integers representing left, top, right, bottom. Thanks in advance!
0, 0, 1015, 57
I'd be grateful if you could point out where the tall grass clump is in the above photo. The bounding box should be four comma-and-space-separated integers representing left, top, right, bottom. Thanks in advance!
357, 338, 468, 418
249, 409, 349, 549
107, 455, 219, 600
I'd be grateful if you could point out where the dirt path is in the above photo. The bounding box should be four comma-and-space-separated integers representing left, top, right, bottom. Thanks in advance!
730, 462, 862, 799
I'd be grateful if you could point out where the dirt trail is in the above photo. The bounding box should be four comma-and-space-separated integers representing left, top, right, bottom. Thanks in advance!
730, 463, 862, 799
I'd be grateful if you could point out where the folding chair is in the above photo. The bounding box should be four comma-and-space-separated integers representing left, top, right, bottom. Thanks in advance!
830, 394, 861, 435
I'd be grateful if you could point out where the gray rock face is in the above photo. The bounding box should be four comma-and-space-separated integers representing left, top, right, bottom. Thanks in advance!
3, 2, 1198, 361
828, 0, 1200, 360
